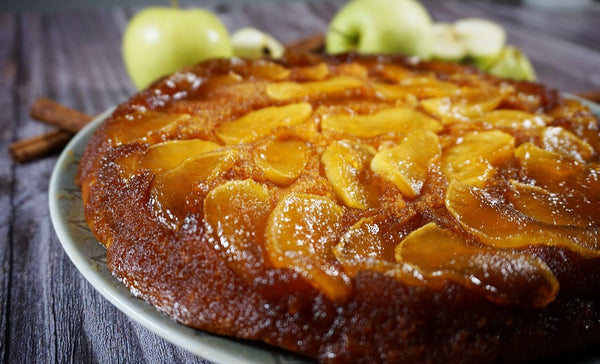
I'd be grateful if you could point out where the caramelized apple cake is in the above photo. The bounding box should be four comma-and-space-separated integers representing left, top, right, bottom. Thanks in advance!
77, 53, 600, 363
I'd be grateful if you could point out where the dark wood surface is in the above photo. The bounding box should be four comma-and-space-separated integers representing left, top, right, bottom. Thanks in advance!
1, 1, 599, 363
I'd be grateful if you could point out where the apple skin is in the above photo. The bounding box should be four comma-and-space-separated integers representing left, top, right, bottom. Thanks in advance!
485, 46, 537, 81
123, 7, 233, 90
325, 0, 434, 59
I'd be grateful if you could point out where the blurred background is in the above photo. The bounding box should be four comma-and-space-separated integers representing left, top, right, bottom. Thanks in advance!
1, 0, 599, 11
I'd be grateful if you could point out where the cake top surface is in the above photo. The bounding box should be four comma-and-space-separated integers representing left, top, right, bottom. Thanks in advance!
78, 53, 600, 310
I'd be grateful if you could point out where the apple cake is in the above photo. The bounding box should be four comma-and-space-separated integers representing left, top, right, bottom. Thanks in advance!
77, 53, 600, 363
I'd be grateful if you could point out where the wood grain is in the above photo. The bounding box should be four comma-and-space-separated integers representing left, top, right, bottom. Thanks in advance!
1, 1, 599, 364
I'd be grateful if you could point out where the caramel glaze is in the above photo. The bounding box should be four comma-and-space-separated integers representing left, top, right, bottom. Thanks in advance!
78, 53, 600, 363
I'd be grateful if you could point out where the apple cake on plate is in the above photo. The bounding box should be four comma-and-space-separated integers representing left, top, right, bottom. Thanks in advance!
77, 52, 600, 363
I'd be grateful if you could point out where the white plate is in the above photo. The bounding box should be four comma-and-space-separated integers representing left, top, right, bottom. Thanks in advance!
49, 97, 600, 364
48, 108, 313, 364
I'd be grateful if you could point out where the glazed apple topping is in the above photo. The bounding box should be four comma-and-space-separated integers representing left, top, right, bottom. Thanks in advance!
111, 59, 600, 306
395, 222, 559, 308
265, 193, 351, 302
254, 139, 309, 185
321, 140, 376, 209
215, 102, 313, 144
150, 149, 239, 228
203, 179, 272, 285
321, 107, 442, 137
441, 130, 514, 187
370, 130, 441, 198
266, 75, 365, 101
445, 180, 600, 257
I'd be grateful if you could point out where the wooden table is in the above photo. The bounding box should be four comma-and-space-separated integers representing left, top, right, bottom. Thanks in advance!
1, 1, 599, 363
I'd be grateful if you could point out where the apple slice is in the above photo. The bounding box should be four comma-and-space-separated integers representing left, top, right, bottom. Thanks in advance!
454, 18, 506, 62
254, 139, 309, 185
231, 27, 285, 60
441, 130, 515, 187
321, 107, 442, 138
396, 222, 559, 308
215, 102, 313, 144
541, 126, 594, 163
333, 214, 416, 277
265, 193, 351, 302
151, 149, 239, 228
139, 139, 221, 172
431, 18, 506, 64
266, 76, 364, 101
431, 23, 466, 61
445, 180, 600, 257
370, 130, 441, 198
420, 87, 503, 123
507, 180, 597, 227
204, 179, 272, 285
514, 142, 584, 191
476, 109, 548, 130
321, 140, 376, 209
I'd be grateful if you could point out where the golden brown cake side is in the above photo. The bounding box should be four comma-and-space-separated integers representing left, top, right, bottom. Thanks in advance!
77, 53, 600, 363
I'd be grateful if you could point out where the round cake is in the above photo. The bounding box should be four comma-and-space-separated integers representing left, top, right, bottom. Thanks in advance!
77, 52, 600, 363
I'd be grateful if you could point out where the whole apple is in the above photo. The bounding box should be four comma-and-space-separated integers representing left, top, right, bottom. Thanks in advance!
123, 7, 233, 90
325, 0, 434, 59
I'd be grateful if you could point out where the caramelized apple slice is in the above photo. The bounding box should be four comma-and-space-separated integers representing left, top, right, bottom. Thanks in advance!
371, 83, 418, 105
397, 76, 460, 98
515, 142, 584, 191
507, 180, 596, 227
108, 111, 192, 145
371, 131, 441, 198
204, 179, 271, 285
139, 139, 221, 172
292, 62, 330, 81
333, 215, 410, 276
396, 223, 559, 308
265, 193, 351, 302
321, 107, 442, 137
378, 64, 414, 82
151, 149, 238, 228
322, 141, 376, 209
245, 59, 291, 80
420, 87, 503, 123
215, 102, 313, 144
541, 126, 594, 163
266, 76, 364, 101
441, 130, 514, 187
254, 139, 309, 185
445, 180, 600, 256
477, 109, 547, 130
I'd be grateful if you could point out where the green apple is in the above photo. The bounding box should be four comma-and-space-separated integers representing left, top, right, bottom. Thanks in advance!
431, 23, 466, 61
454, 18, 506, 60
325, 0, 434, 59
485, 46, 537, 81
123, 7, 233, 90
432, 18, 506, 64
231, 27, 285, 59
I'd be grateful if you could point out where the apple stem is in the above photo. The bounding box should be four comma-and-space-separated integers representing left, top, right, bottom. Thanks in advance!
171, 0, 179, 8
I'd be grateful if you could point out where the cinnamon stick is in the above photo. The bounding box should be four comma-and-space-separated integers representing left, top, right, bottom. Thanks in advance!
575, 90, 600, 103
285, 33, 325, 53
9, 129, 73, 163
29, 97, 93, 133
9, 98, 93, 163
